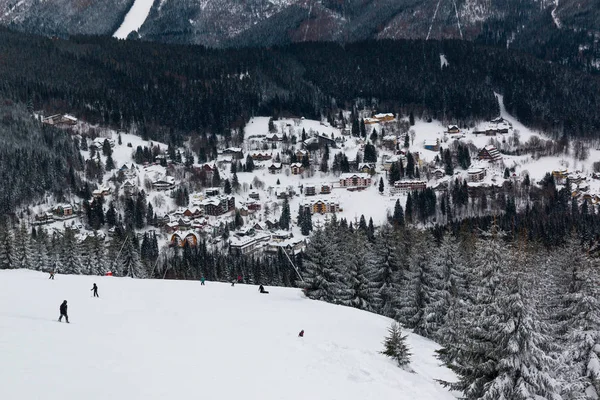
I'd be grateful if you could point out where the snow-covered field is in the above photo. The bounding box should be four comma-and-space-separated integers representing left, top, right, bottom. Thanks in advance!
113, 0, 154, 39
0, 270, 457, 400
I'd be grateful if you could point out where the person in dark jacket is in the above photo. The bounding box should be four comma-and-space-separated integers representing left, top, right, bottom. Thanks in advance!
298, 330, 304, 337
58, 300, 69, 323
91, 283, 99, 297
259, 285, 269, 294
48, 270, 55, 280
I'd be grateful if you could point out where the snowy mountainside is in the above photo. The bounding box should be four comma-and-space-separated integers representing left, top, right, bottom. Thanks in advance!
0, 270, 458, 400
0, 0, 134, 36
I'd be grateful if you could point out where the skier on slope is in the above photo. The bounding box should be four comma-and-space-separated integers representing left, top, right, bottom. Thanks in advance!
259, 285, 269, 294
298, 330, 304, 337
48, 270, 55, 280
58, 300, 69, 323
91, 283, 99, 297
200, 277, 205, 286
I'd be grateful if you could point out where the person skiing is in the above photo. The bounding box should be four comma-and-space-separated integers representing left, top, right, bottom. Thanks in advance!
91, 283, 99, 297
48, 270, 55, 280
237, 275, 242, 283
298, 330, 304, 337
58, 300, 69, 323
200, 277, 205, 286
259, 285, 269, 294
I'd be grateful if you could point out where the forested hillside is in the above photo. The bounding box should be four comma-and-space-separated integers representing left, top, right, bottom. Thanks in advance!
0, 28, 599, 143
0, 100, 83, 215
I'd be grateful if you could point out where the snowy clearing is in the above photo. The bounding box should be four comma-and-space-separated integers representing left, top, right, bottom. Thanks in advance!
0, 270, 457, 400
113, 0, 154, 39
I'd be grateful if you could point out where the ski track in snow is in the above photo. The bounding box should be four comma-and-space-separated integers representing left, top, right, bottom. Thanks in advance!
113, 0, 155, 39
0, 270, 459, 400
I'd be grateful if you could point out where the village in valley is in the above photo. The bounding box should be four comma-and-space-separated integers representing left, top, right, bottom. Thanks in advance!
28, 96, 600, 261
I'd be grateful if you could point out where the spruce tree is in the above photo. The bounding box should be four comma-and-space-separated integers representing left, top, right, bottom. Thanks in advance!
381, 322, 411, 367
279, 197, 291, 230
61, 229, 83, 275
391, 199, 405, 228
481, 277, 560, 400
299, 225, 341, 302
379, 177, 384, 194
0, 223, 14, 269
371, 225, 403, 317
121, 235, 146, 278
32, 228, 49, 272
439, 228, 505, 397
338, 231, 374, 311
396, 232, 438, 337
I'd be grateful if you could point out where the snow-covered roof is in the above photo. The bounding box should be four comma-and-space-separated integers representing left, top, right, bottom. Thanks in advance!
467, 167, 486, 174
339, 173, 370, 180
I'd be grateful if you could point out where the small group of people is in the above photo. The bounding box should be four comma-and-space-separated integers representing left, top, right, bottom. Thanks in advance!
57, 283, 99, 323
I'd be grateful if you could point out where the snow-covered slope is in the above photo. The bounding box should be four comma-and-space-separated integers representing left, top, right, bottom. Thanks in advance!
0, 270, 457, 400
113, 0, 155, 39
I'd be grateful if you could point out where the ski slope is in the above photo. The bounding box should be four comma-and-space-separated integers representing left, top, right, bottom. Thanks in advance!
113, 0, 154, 39
0, 270, 457, 400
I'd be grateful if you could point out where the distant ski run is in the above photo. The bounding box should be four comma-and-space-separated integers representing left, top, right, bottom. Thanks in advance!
113, 0, 155, 39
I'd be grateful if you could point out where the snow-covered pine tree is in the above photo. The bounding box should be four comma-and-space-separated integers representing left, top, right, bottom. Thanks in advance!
89, 234, 108, 276
0, 223, 15, 269
338, 231, 375, 311
481, 276, 560, 400
396, 231, 438, 337
427, 233, 468, 342
121, 235, 146, 278
14, 223, 33, 269
554, 240, 600, 400
299, 224, 342, 302
370, 225, 404, 317
439, 227, 507, 399
61, 228, 83, 275
31, 227, 49, 271
381, 321, 411, 367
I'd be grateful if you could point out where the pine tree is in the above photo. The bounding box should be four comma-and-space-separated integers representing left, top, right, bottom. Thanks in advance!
388, 162, 401, 185
121, 235, 146, 278
31, 228, 49, 272
106, 202, 117, 227
14, 223, 33, 269
0, 223, 15, 269
371, 225, 403, 317
299, 226, 341, 302
279, 197, 291, 230
105, 153, 115, 171
61, 229, 83, 275
381, 322, 411, 367
212, 168, 221, 187
391, 199, 405, 228
396, 232, 438, 337
224, 179, 232, 195
439, 228, 510, 399
553, 237, 600, 399
232, 172, 240, 192
245, 155, 255, 172
338, 231, 374, 311
481, 277, 560, 400
89, 234, 107, 276
428, 233, 468, 343
405, 193, 413, 224
379, 177, 384, 194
